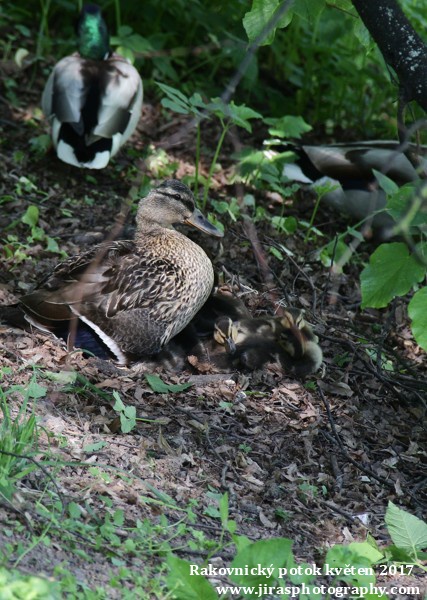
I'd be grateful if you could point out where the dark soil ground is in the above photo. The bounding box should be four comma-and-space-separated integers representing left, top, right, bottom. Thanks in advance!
0, 60, 426, 599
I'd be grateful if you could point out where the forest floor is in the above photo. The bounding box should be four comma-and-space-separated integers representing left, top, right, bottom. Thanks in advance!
0, 64, 426, 599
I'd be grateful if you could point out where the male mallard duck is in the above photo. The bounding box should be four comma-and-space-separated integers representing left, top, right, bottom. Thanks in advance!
0, 180, 223, 364
281, 141, 427, 229
210, 308, 323, 377
41, 4, 143, 169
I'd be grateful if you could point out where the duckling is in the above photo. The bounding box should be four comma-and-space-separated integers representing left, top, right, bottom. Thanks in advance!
191, 291, 251, 337
41, 4, 143, 169
276, 309, 323, 377
155, 291, 252, 372
0, 180, 223, 364
213, 316, 239, 353
210, 309, 323, 377
172, 314, 248, 373
210, 317, 279, 371
281, 141, 427, 229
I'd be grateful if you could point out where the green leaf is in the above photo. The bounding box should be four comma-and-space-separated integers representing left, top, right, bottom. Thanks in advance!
243, 0, 293, 46
226, 519, 237, 534
324, 545, 375, 586
348, 541, 384, 563
408, 287, 427, 351
166, 555, 217, 600
68, 502, 82, 519
230, 538, 293, 590
219, 492, 229, 525
112, 391, 136, 433
189, 92, 208, 111
113, 33, 152, 53
156, 82, 196, 116
116, 25, 133, 37
21, 205, 39, 228
161, 98, 191, 115
143, 481, 178, 506
385, 502, 427, 555
231, 534, 253, 554
269, 246, 283, 260
373, 169, 399, 195
27, 380, 47, 399
360, 243, 426, 308
0, 568, 60, 598
120, 405, 136, 433
206, 99, 262, 131
115, 46, 136, 64
271, 215, 298, 234
112, 393, 126, 412
43, 370, 77, 385
286, 553, 316, 585
265, 115, 312, 139
386, 184, 417, 221
15, 25, 31, 38
29, 134, 51, 156
83, 441, 107, 453
144, 374, 192, 393
46, 237, 60, 253
228, 103, 263, 122
353, 19, 375, 51
385, 544, 416, 564
292, 0, 325, 23
203, 505, 221, 518
319, 239, 351, 269
113, 509, 125, 526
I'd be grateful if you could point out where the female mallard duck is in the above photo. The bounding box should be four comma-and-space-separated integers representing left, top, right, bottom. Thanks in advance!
0, 180, 223, 364
41, 4, 143, 169
210, 308, 323, 377
281, 141, 427, 229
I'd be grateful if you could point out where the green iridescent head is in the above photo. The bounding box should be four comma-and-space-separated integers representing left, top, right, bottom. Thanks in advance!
77, 4, 110, 60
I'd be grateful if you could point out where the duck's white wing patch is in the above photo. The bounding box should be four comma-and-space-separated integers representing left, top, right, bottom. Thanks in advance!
69, 306, 128, 365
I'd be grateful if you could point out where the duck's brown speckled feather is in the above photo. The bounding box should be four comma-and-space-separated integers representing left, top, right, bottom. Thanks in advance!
12, 180, 221, 364
21, 233, 214, 359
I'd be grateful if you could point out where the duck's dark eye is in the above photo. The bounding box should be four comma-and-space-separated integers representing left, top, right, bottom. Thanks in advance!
174, 193, 181, 201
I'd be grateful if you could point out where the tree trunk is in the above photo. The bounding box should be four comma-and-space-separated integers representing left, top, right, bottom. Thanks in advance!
351, 0, 427, 114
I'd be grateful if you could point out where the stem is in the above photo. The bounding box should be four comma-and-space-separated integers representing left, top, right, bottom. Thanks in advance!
202, 119, 229, 210
304, 190, 322, 243
14, 522, 53, 567
114, 0, 121, 32
194, 123, 201, 201
36, 0, 52, 59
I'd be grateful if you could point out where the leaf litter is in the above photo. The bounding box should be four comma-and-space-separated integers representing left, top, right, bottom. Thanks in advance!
0, 66, 426, 597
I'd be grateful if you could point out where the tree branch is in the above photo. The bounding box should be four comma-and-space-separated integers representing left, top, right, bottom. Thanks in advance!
351, 0, 427, 113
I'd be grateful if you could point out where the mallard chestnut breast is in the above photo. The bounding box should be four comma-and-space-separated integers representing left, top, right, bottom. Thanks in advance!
41, 4, 143, 169
3, 180, 223, 364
